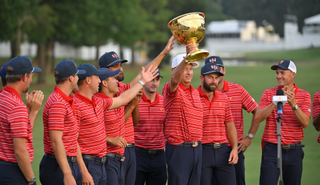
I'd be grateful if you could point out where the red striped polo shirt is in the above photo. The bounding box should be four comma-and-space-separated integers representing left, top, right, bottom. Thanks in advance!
94, 92, 126, 156
0, 86, 34, 162
258, 84, 311, 145
117, 82, 135, 144
162, 82, 203, 145
74, 91, 112, 157
43, 87, 78, 156
220, 80, 258, 141
312, 91, 320, 142
135, 92, 166, 150
198, 86, 234, 144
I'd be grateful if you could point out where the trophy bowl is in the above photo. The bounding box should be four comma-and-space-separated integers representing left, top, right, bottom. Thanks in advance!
168, 12, 209, 62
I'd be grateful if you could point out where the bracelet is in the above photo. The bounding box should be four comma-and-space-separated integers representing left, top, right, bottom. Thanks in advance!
138, 80, 145, 87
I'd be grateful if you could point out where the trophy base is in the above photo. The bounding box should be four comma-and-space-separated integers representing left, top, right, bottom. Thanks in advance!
185, 49, 209, 62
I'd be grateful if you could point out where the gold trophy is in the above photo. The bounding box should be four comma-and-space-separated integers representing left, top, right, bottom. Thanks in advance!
168, 12, 209, 62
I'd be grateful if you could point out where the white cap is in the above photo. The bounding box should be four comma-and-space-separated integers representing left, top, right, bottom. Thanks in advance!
171, 54, 198, 68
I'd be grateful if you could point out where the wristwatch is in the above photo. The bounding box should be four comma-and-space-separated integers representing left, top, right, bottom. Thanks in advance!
292, 104, 299, 110
28, 176, 36, 184
247, 133, 254, 139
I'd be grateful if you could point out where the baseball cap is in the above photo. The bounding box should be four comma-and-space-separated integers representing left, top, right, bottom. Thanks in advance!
171, 54, 198, 68
98, 68, 120, 81
99, 51, 128, 68
271, 59, 297, 73
155, 68, 163, 78
201, 63, 224, 76
6, 56, 42, 75
78, 63, 108, 80
55, 60, 86, 79
205, 56, 224, 67
0, 62, 9, 79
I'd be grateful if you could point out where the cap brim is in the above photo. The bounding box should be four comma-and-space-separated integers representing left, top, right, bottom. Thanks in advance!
109, 69, 120, 77
271, 65, 287, 70
202, 71, 224, 76
32, 67, 42, 73
77, 69, 86, 75
107, 59, 128, 67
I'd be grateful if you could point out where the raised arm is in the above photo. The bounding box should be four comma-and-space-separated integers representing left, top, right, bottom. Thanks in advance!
26, 90, 44, 129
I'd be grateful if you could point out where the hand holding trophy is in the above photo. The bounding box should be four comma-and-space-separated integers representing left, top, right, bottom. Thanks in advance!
168, 12, 209, 62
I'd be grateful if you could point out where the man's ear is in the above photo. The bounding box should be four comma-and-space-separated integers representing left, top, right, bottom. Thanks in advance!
22, 73, 28, 82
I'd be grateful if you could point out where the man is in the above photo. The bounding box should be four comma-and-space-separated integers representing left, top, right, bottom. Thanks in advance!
206, 56, 258, 185
162, 49, 203, 185
134, 69, 167, 185
40, 60, 94, 185
312, 91, 320, 142
253, 60, 311, 185
0, 56, 42, 185
198, 63, 238, 185
74, 63, 158, 185
99, 36, 174, 185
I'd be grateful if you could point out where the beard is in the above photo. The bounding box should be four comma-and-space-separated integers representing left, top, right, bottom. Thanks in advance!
203, 80, 217, 92
116, 73, 124, 82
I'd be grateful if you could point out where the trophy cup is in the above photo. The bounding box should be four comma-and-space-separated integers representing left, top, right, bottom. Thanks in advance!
168, 12, 209, 62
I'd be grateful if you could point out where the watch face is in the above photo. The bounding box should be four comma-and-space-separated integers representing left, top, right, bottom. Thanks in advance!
248, 133, 254, 139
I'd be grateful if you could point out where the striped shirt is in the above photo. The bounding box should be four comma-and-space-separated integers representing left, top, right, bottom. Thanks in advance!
0, 86, 34, 162
74, 91, 112, 157
312, 91, 320, 142
43, 87, 78, 156
135, 92, 166, 150
198, 87, 234, 144
220, 80, 258, 141
117, 82, 135, 144
162, 82, 203, 145
95, 92, 125, 156
258, 84, 311, 145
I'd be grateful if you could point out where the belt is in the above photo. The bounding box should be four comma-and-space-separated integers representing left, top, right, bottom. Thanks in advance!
0, 159, 18, 166
177, 141, 200, 147
82, 154, 106, 163
135, 146, 164, 155
281, 142, 305, 150
202, 143, 228, 149
126, 143, 135, 148
106, 153, 125, 162
45, 153, 77, 163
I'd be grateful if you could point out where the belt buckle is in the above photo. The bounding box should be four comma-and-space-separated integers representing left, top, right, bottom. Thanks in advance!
120, 157, 125, 162
101, 157, 106, 163
213, 143, 221, 149
70, 157, 77, 163
192, 141, 198, 147
282, 145, 290, 150
148, 150, 157, 155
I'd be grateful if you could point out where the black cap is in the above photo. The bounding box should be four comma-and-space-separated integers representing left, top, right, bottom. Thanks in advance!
55, 60, 86, 79
201, 63, 224, 76
99, 51, 128, 68
78, 63, 108, 80
271, 59, 297, 73
7, 56, 42, 75
205, 56, 224, 67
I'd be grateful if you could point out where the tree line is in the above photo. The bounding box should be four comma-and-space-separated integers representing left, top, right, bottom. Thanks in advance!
0, 0, 319, 84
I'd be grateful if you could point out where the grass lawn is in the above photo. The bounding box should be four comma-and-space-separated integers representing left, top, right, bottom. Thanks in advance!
2, 53, 320, 184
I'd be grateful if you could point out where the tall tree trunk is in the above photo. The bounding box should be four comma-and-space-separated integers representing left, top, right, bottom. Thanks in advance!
119, 45, 124, 59
48, 38, 55, 71
10, 40, 16, 59
95, 39, 100, 67
130, 42, 135, 67
37, 42, 46, 84
13, 18, 22, 57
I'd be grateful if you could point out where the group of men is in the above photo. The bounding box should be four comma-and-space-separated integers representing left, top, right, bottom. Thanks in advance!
0, 36, 317, 185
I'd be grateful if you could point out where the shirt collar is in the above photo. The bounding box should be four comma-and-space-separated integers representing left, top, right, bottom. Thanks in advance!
179, 83, 194, 93
4, 86, 22, 101
75, 91, 95, 107
197, 85, 219, 102
142, 92, 160, 105
222, 79, 229, 92
95, 92, 111, 99
54, 86, 73, 104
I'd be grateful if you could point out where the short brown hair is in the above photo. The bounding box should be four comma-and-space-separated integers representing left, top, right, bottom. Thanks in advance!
6, 66, 30, 83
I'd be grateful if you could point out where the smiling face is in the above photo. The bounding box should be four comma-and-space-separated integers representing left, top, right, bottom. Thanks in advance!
89, 75, 101, 94
181, 64, 194, 86
275, 67, 295, 87
105, 76, 119, 95
108, 63, 124, 81
144, 76, 161, 94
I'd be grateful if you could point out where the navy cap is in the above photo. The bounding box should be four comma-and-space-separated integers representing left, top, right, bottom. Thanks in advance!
155, 68, 163, 78
99, 51, 128, 68
6, 56, 42, 75
0, 62, 9, 79
201, 63, 224, 76
78, 63, 108, 80
55, 60, 86, 78
98, 68, 121, 81
205, 56, 224, 67
271, 59, 297, 73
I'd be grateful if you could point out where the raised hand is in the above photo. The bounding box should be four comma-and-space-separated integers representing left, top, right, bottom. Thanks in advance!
140, 65, 158, 84
26, 90, 44, 113
161, 36, 175, 55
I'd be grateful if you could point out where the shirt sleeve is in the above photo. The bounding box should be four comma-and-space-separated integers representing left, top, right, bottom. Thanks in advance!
240, 86, 258, 113
299, 91, 311, 117
8, 105, 29, 138
313, 92, 320, 119
258, 89, 271, 110
162, 81, 179, 99
225, 98, 234, 124
48, 102, 66, 131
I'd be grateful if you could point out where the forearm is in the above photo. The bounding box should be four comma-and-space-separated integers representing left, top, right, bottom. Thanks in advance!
313, 113, 320, 131
124, 104, 135, 123
51, 135, 72, 175
255, 103, 276, 123
226, 122, 238, 150
131, 106, 140, 127
247, 112, 260, 137
293, 108, 310, 128
29, 110, 39, 129
170, 60, 187, 93
13, 138, 34, 182
111, 83, 143, 110
76, 143, 88, 174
